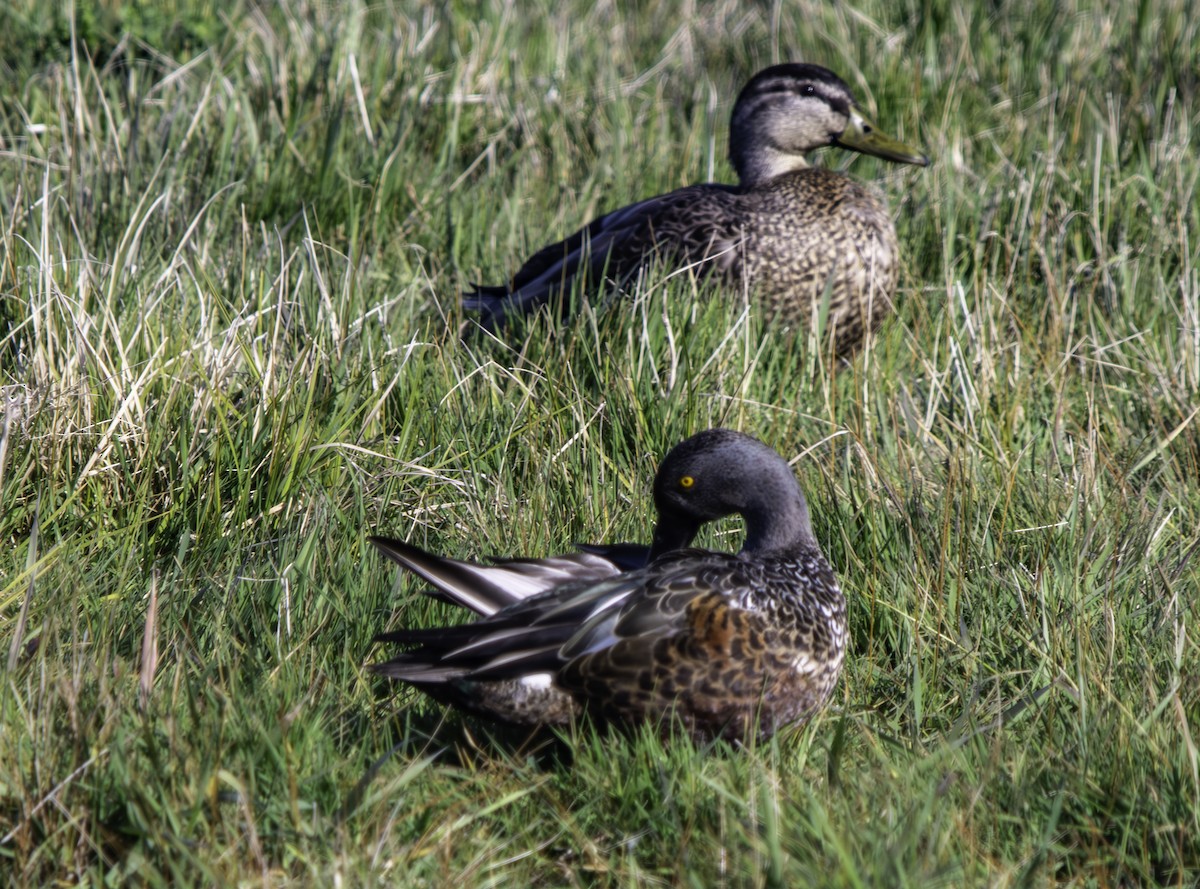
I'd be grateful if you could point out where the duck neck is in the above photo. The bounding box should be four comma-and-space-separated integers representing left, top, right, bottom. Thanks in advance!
741, 484, 818, 555
731, 143, 810, 189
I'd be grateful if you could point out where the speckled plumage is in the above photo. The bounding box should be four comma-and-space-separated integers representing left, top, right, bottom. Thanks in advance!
464, 64, 928, 356
370, 429, 848, 741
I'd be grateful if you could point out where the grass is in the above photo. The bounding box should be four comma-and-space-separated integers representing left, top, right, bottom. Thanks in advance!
1, 0, 1198, 883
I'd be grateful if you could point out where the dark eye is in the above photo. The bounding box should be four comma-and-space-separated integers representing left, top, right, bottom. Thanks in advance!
803, 84, 816, 95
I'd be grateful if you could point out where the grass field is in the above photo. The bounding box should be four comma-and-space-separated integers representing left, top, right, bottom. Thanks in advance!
2, 0, 1198, 884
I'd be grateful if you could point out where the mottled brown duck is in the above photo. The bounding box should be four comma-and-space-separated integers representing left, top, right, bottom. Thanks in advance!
370, 429, 847, 742
464, 63, 928, 356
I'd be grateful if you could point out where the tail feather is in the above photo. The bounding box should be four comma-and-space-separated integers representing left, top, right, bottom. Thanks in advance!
369, 657, 470, 684
370, 535, 636, 616
369, 536, 525, 616
369, 536, 649, 690
460, 284, 508, 332
373, 624, 480, 647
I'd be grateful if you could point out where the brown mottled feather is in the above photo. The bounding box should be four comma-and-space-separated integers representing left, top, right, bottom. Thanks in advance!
558, 552, 846, 740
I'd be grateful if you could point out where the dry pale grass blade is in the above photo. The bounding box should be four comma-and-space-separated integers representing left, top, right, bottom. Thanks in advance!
138, 571, 159, 711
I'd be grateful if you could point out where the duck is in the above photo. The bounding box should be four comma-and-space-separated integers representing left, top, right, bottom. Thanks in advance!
464, 63, 928, 356
370, 429, 847, 741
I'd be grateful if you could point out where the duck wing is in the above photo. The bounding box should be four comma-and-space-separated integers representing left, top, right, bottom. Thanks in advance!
463, 184, 745, 328
369, 535, 642, 617
370, 548, 723, 681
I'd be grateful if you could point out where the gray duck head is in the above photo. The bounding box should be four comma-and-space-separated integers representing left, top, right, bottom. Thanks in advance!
649, 429, 819, 559
728, 63, 929, 187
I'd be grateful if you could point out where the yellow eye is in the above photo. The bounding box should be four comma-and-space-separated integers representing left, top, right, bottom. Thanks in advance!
679, 475, 695, 490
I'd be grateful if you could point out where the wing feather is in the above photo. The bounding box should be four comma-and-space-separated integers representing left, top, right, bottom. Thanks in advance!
463, 185, 746, 327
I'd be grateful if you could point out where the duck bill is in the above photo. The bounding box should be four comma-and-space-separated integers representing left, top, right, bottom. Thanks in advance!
648, 516, 701, 561
836, 106, 929, 166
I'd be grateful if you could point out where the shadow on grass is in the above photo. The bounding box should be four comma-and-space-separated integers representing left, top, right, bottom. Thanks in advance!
339, 700, 576, 824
